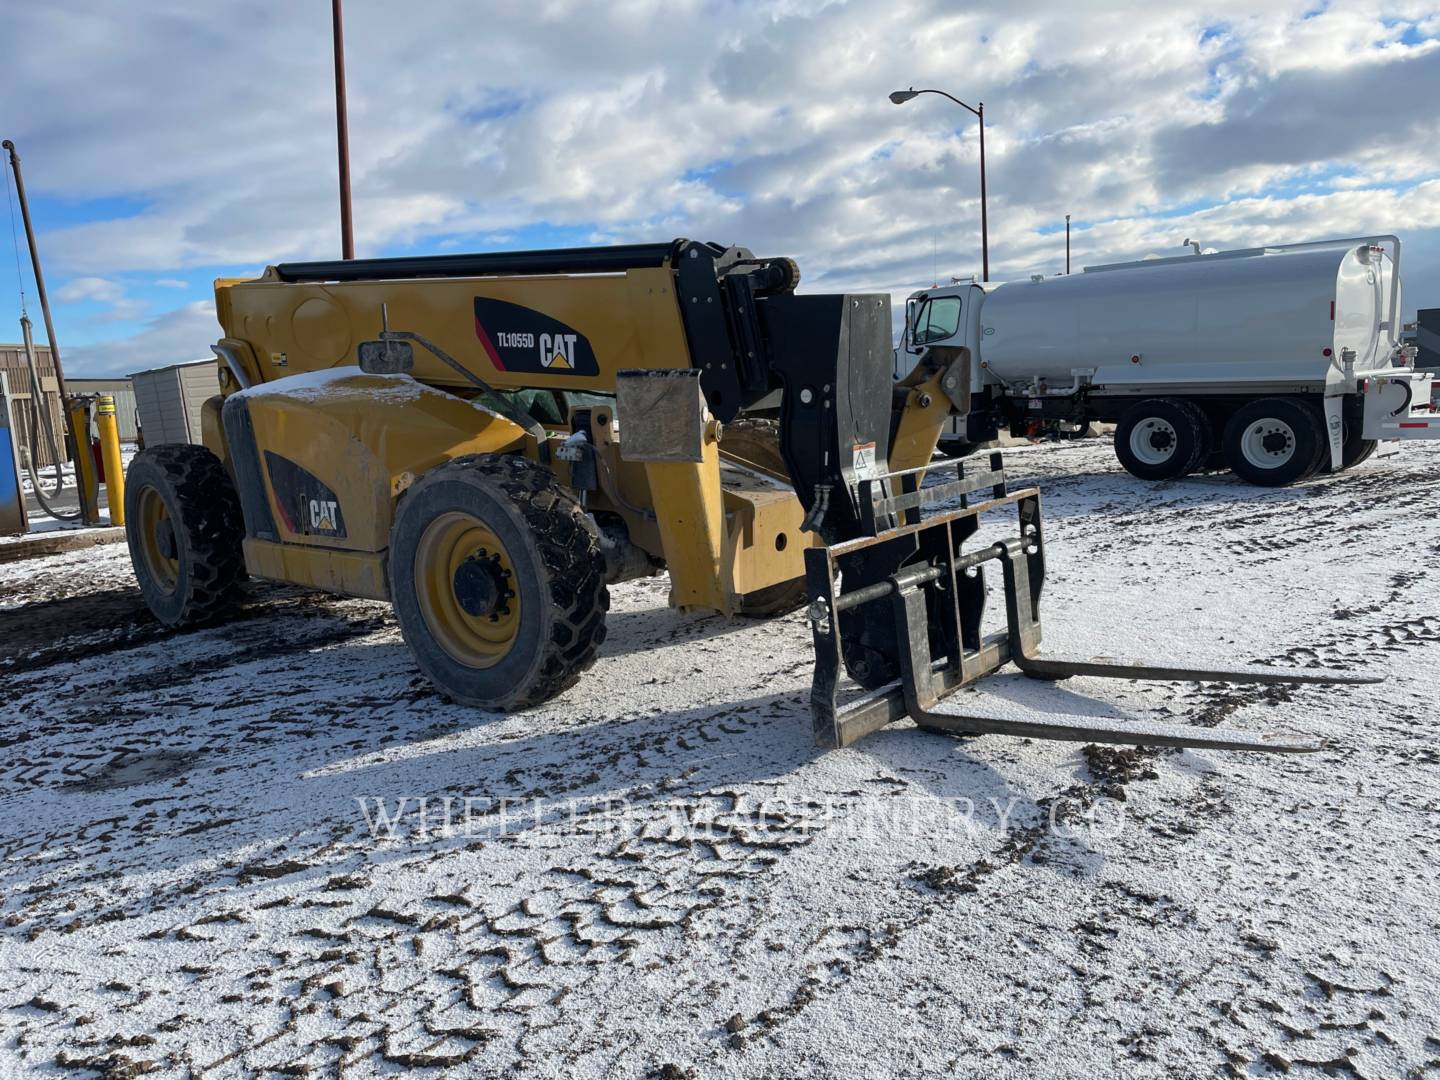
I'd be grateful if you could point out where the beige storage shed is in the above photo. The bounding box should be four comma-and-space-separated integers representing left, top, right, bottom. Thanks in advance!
131, 359, 219, 445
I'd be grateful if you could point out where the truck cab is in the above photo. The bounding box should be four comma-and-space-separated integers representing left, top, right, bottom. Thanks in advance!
895, 283, 993, 451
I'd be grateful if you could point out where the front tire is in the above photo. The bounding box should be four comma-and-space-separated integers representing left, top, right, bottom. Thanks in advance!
1114, 398, 1210, 481
124, 445, 245, 626
1222, 398, 1326, 487
389, 454, 608, 710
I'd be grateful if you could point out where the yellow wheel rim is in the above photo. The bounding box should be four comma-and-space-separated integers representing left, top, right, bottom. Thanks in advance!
136, 485, 180, 594
414, 512, 522, 669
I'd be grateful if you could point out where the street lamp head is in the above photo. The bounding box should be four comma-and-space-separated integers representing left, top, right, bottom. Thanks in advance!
889, 88, 919, 104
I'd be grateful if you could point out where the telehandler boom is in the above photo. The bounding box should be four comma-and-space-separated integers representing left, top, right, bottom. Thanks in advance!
123, 240, 1376, 752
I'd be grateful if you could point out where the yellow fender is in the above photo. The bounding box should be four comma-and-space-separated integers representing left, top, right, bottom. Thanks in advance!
218, 367, 530, 599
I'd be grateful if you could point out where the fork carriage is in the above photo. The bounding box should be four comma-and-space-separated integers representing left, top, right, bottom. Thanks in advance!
803, 453, 1375, 752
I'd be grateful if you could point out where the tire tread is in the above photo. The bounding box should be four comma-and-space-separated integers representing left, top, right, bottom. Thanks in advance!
125, 444, 245, 626
394, 454, 609, 709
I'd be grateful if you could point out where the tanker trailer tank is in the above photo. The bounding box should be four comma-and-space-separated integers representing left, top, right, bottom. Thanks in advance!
901, 236, 1431, 486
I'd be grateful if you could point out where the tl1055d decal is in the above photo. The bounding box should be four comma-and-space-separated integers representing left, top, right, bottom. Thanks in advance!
473, 296, 599, 375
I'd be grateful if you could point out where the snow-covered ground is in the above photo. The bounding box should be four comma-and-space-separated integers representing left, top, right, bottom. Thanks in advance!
1, 438, 1437, 1079
9, 445, 137, 536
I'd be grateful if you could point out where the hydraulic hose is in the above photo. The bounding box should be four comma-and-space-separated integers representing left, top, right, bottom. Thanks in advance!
19, 314, 80, 521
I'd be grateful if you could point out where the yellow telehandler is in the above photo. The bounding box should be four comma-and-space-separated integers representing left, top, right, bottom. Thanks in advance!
124, 240, 1372, 751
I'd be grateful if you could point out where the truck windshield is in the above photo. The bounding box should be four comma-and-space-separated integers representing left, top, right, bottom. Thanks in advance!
913, 296, 962, 345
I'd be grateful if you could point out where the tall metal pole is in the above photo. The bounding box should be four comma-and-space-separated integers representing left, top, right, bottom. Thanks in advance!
331, 0, 355, 260
1065, 214, 1071, 274
4, 139, 100, 529
3, 142, 72, 406
977, 103, 988, 282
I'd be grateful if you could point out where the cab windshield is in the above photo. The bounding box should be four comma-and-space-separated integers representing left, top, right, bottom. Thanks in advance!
912, 295, 962, 345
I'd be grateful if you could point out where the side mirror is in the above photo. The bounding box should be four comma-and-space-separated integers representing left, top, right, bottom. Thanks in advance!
906, 297, 924, 349
357, 338, 414, 375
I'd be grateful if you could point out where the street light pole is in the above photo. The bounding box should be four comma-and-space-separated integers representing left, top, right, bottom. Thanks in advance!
331, 0, 355, 260
889, 87, 989, 281
976, 102, 987, 283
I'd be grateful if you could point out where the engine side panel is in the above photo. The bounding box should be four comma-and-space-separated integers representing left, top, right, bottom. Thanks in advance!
220, 369, 528, 596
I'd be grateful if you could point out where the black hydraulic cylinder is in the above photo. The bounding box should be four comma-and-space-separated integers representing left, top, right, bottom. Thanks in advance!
274, 242, 682, 283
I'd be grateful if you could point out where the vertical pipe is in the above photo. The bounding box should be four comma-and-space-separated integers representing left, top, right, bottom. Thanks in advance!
331, 0, 355, 260
1065, 214, 1071, 274
4, 139, 100, 523
96, 393, 125, 526
977, 104, 988, 282
1, 143, 66, 397
68, 396, 99, 524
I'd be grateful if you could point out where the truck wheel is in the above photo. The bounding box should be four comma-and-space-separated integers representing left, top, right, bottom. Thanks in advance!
389, 454, 608, 710
1199, 447, 1227, 474
1222, 398, 1326, 486
1114, 398, 1210, 481
125, 445, 245, 626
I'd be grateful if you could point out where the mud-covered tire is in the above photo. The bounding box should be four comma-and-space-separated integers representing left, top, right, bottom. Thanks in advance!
720, 417, 788, 477
1114, 398, 1211, 481
1341, 438, 1378, 471
721, 418, 809, 618
1199, 446, 1228, 474
1223, 398, 1327, 487
389, 454, 608, 710
124, 444, 245, 627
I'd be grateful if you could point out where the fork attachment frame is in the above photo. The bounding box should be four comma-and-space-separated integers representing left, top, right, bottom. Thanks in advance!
803, 458, 1375, 752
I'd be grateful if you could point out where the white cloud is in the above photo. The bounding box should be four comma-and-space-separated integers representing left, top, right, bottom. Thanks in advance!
55, 276, 124, 304
2, 0, 1438, 351
153, 278, 189, 289
64, 301, 218, 378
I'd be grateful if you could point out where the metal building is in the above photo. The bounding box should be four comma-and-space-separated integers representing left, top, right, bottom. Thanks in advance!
131, 359, 219, 445
0, 340, 66, 468
67, 377, 140, 442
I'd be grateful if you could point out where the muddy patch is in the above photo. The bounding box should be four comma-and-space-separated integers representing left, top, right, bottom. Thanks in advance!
66, 749, 205, 792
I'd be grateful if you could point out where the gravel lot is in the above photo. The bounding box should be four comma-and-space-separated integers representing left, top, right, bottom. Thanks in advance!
2, 438, 1437, 1079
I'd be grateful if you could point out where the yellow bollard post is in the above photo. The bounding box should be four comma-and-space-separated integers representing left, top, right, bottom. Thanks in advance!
67, 395, 101, 526
96, 393, 125, 527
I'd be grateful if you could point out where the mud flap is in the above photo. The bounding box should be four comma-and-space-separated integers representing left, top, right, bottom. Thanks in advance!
1323, 394, 1345, 472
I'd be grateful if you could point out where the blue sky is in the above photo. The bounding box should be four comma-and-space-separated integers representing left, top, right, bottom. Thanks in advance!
2, 1, 1439, 375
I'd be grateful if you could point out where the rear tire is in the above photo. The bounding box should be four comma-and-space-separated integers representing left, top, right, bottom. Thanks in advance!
1114, 398, 1210, 481
389, 454, 608, 710
124, 445, 245, 626
1222, 398, 1326, 487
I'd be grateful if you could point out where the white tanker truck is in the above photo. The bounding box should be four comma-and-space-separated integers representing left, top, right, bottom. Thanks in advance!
898, 235, 1439, 485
